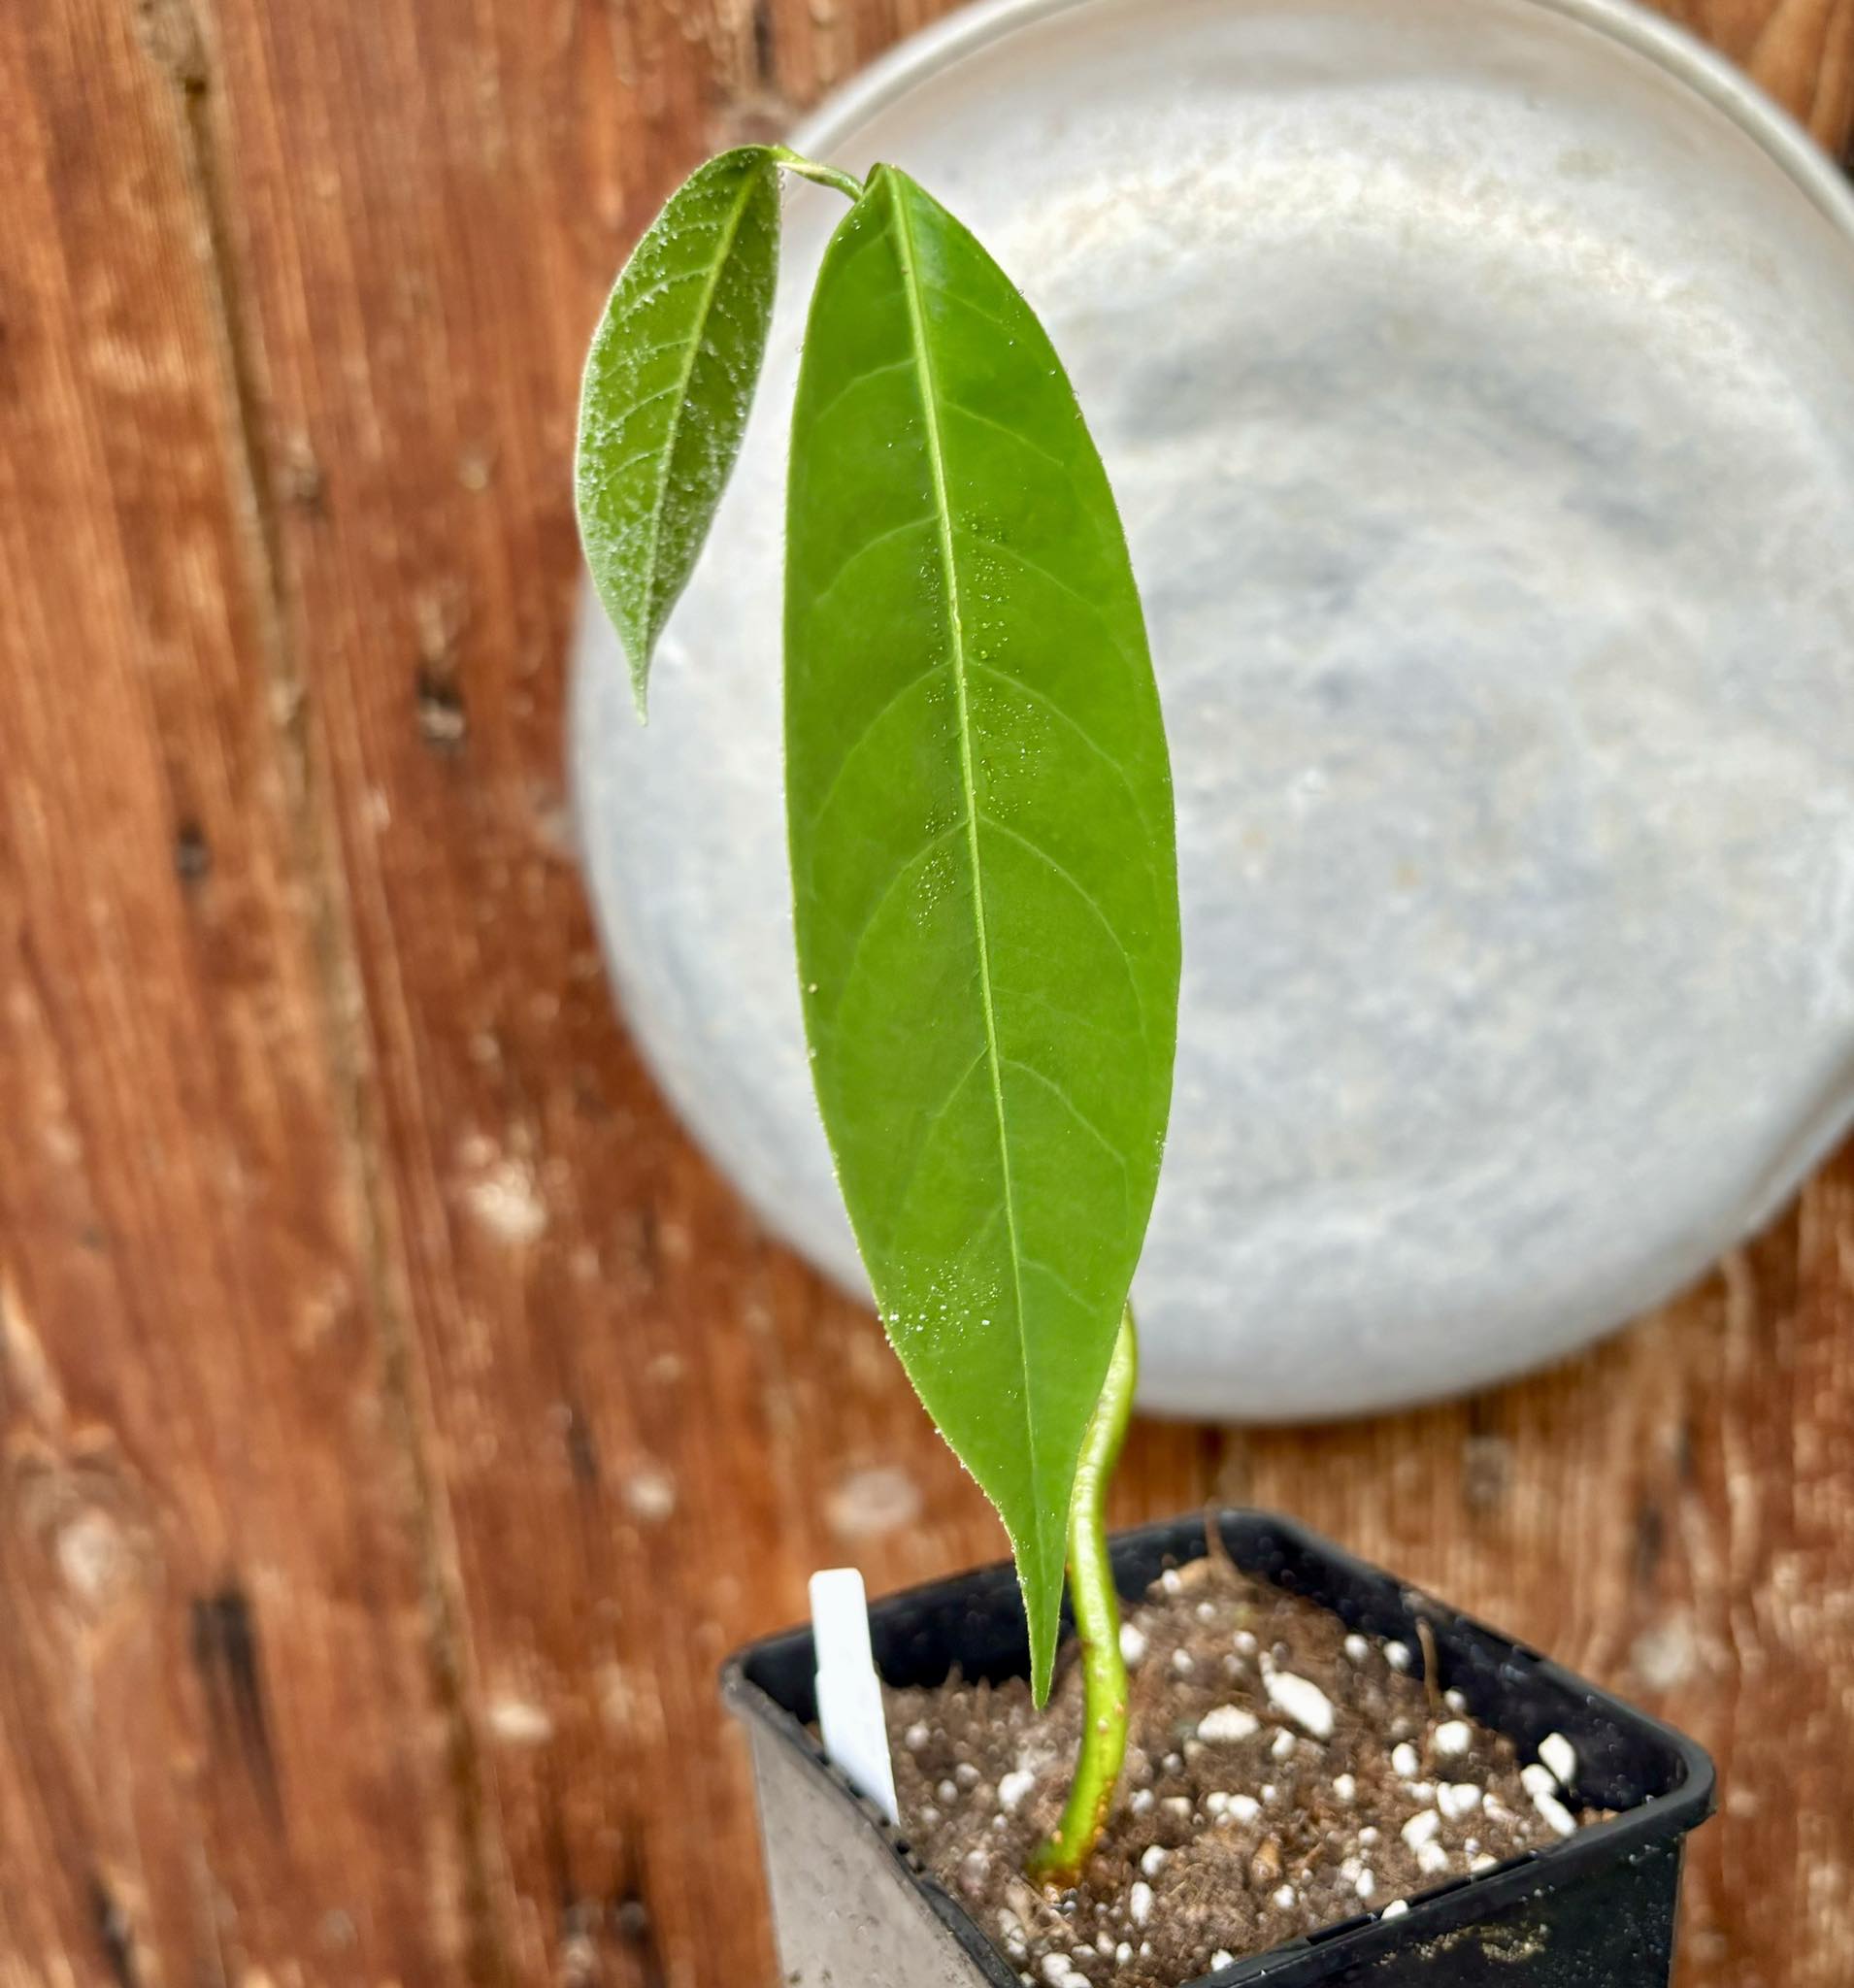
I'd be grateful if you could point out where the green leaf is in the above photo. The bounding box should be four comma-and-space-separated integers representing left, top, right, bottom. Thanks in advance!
784, 166, 1179, 1702
576, 147, 780, 714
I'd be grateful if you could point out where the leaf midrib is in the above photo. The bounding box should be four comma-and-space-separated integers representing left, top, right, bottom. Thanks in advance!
637, 158, 763, 658
885, 175, 1040, 1513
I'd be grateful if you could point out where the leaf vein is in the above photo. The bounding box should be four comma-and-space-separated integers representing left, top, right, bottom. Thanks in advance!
636, 161, 767, 637
943, 394, 1074, 479
1003, 1056, 1132, 1184
920, 274, 1023, 345
888, 180, 1041, 1505
877, 1047, 991, 1251
590, 381, 681, 448
807, 509, 937, 613
963, 528, 1124, 630
970, 660, 1146, 816
977, 812, 1146, 1029
802, 353, 917, 431
801, 659, 941, 835
1017, 1251, 1096, 1313
822, 819, 964, 986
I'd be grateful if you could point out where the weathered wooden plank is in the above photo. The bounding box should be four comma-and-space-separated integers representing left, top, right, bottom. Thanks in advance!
0, 3, 481, 1982
1669, 0, 1854, 149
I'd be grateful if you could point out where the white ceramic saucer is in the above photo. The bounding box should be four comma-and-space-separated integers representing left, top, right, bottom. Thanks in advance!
572, 0, 1854, 1419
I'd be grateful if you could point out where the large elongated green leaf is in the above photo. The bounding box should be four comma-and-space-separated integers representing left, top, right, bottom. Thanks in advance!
577, 147, 780, 713
785, 167, 1179, 1701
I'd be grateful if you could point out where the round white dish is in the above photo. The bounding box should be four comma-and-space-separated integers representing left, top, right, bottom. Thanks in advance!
572, 0, 1854, 1418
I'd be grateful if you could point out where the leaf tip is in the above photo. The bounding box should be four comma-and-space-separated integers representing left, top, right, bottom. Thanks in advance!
1014, 1516, 1067, 1710
622, 632, 654, 723
1028, 1631, 1055, 1710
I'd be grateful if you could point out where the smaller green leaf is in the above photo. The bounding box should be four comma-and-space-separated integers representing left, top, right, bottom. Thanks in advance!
576, 147, 781, 714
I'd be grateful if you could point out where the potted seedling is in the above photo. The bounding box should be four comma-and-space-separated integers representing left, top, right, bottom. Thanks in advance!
575, 147, 1713, 1987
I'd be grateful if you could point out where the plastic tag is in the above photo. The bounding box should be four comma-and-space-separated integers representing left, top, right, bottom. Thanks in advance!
810, 1567, 899, 1825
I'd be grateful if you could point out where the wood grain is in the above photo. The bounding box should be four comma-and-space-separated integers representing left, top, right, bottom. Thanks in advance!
2, 2, 1850, 1985
1669, 0, 1854, 149
0, 4, 479, 1984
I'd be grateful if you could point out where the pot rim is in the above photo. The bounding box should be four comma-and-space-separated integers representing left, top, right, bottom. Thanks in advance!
722, 1508, 1715, 1986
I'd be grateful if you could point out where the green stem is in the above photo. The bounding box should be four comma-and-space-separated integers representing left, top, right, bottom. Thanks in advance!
1027, 1306, 1139, 1889
770, 147, 865, 203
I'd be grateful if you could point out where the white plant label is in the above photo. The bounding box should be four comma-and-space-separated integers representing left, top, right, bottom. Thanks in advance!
810, 1567, 899, 1825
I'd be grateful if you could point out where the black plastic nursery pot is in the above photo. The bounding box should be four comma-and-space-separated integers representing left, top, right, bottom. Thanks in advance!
722, 1509, 1714, 1987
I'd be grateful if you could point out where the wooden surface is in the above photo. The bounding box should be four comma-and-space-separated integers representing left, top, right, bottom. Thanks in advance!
2, 1, 1851, 1983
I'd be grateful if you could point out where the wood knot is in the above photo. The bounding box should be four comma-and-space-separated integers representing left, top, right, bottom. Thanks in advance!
134, 0, 209, 92
9, 1443, 158, 1626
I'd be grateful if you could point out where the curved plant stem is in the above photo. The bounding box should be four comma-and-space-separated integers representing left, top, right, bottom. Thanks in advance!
1027, 1307, 1139, 1889
770, 147, 865, 203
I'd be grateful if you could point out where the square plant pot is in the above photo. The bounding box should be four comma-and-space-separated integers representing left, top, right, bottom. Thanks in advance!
721, 1509, 1714, 1987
